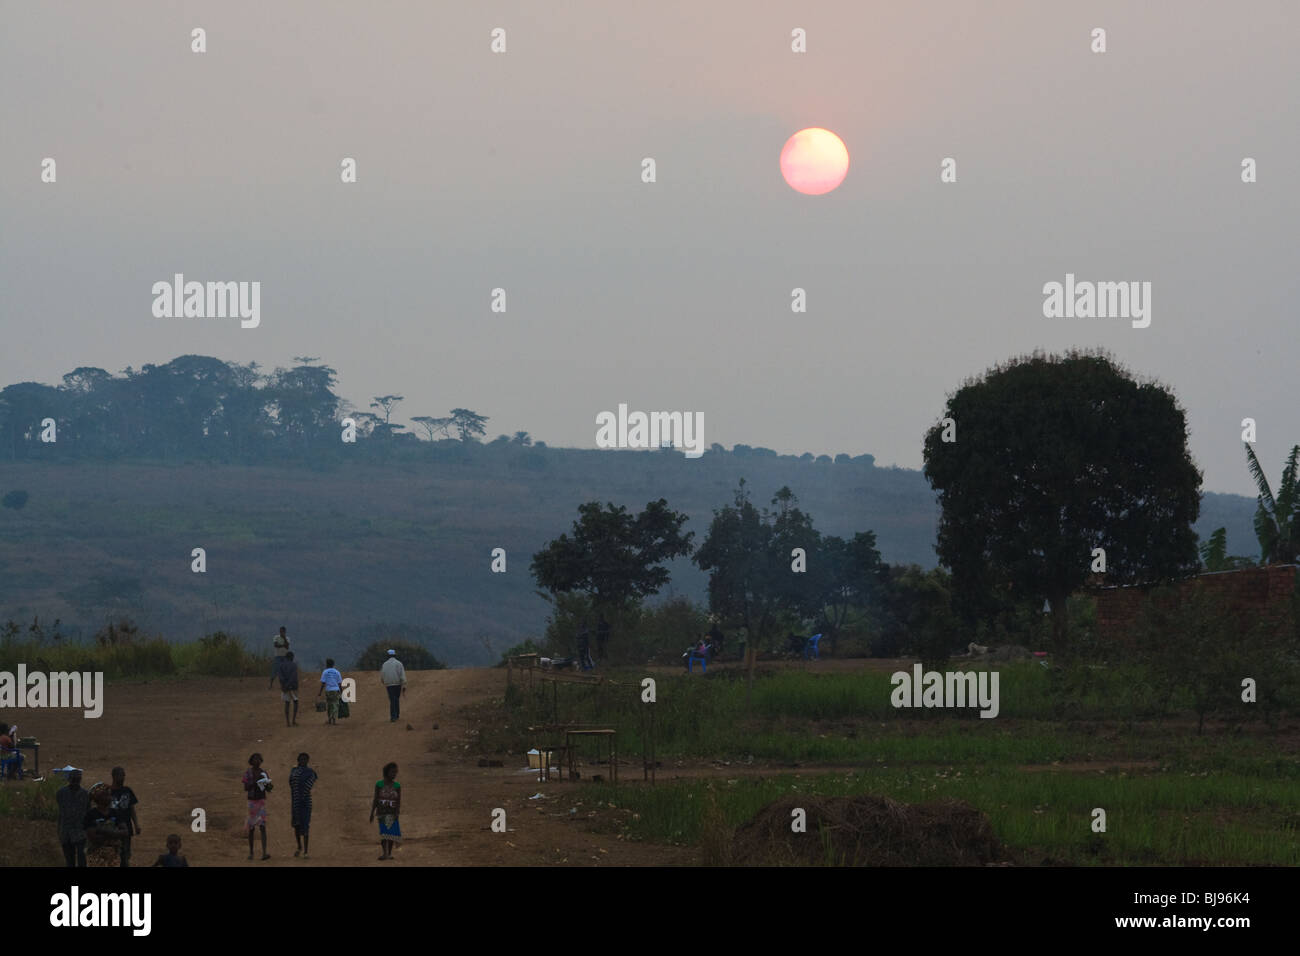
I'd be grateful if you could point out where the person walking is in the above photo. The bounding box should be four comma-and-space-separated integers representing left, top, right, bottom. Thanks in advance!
369, 762, 402, 860
380, 649, 407, 722
318, 659, 343, 725
287, 752, 317, 858
270, 626, 290, 681
273, 651, 300, 726
55, 768, 91, 867
108, 766, 141, 868
242, 753, 272, 860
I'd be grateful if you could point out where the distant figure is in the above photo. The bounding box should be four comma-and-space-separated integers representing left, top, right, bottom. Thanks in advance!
273, 651, 300, 726
108, 766, 141, 868
318, 659, 343, 725
0, 724, 21, 780
683, 637, 711, 669
271, 625, 291, 680
577, 619, 594, 671
707, 621, 724, 656
596, 615, 611, 660
243, 753, 272, 861
56, 769, 91, 867
151, 834, 189, 867
380, 649, 407, 722
370, 762, 402, 860
785, 632, 806, 656
288, 752, 317, 858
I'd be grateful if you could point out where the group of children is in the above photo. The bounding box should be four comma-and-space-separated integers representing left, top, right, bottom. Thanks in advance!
54, 766, 187, 867
242, 752, 402, 861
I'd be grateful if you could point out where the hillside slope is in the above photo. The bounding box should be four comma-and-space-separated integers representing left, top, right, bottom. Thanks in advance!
0, 450, 1260, 666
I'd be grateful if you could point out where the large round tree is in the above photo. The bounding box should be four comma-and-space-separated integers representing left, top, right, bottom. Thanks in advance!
922, 349, 1202, 654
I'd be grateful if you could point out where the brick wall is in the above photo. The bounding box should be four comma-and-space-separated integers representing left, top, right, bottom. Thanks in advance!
1085, 564, 1297, 650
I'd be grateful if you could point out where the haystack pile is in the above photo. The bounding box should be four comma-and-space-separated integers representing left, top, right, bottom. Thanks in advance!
728, 794, 1004, 866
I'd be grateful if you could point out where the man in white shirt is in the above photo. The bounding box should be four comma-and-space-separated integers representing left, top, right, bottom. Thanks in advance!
270, 626, 290, 682
380, 650, 407, 723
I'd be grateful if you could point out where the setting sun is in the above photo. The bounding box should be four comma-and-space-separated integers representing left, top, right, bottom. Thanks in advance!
780, 127, 849, 195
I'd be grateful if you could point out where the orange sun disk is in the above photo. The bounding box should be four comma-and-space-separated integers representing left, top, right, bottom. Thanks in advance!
780, 128, 849, 195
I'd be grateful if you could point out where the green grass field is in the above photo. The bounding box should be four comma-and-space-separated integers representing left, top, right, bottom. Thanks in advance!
480, 662, 1300, 865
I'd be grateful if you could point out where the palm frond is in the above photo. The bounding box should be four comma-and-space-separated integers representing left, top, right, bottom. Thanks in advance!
1274, 445, 1300, 525
1245, 444, 1277, 516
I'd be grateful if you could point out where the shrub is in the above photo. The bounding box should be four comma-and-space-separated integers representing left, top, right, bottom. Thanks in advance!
354, 639, 445, 671
182, 631, 269, 677
94, 618, 139, 647
1, 490, 28, 510
1130, 581, 1294, 733
500, 638, 547, 665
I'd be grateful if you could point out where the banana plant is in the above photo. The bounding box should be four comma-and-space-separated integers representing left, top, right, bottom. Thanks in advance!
1245, 443, 1300, 564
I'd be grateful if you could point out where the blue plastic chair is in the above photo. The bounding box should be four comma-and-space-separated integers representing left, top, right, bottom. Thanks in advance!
688, 653, 708, 673
803, 633, 823, 660
0, 748, 23, 781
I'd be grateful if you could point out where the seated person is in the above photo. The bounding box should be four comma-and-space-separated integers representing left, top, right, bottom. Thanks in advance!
0, 726, 22, 779
683, 638, 711, 668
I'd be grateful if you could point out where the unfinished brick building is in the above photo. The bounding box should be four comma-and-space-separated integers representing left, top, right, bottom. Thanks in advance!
1085, 564, 1298, 650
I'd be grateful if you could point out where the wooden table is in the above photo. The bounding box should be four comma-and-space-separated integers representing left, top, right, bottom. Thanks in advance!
565, 728, 617, 784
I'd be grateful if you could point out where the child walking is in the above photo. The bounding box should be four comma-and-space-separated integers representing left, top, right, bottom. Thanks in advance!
369, 762, 401, 860
242, 753, 272, 861
288, 752, 317, 858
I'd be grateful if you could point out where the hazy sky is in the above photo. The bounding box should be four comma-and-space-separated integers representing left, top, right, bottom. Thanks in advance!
2, 1, 1297, 496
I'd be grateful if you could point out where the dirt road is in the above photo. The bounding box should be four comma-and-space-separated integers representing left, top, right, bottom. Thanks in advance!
23, 668, 692, 866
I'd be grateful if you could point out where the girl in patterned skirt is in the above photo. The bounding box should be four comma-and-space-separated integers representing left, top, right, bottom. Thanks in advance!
242, 753, 272, 861
369, 762, 401, 860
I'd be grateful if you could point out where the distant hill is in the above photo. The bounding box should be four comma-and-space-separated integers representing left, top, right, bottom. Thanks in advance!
0, 448, 1262, 666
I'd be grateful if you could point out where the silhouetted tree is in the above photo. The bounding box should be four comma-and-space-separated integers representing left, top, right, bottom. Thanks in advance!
411, 416, 453, 441
694, 483, 819, 693
923, 350, 1201, 655
449, 408, 488, 443
370, 395, 404, 424
532, 498, 694, 629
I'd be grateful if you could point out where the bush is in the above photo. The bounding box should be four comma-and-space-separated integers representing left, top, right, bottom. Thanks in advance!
1130, 581, 1294, 733
182, 631, 269, 677
1, 490, 28, 510
354, 640, 446, 671
499, 638, 547, 665
878, 566, 960, 669
537, 594, 709, 667
94, 618, 139, 647
0, 616, 176, 679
